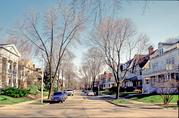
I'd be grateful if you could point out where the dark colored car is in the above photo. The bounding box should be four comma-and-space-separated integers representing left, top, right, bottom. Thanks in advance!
51, 92, 67, 103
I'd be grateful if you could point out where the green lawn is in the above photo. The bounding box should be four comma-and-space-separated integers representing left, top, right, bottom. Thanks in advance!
131, 95, 178, 104
111, 99, 130, 104
0, 95, 31, 105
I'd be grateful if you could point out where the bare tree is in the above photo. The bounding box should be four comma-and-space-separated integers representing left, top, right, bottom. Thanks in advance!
79, 63, 91, 89
136, 33, 151, 55
5, 36, 33, 59
156, 79, 178, 106
82, 47, 104, 92
15, 3, 83, 98
91, 18, 136, 99
59, 50, 76, 90
63, 61, 78, 89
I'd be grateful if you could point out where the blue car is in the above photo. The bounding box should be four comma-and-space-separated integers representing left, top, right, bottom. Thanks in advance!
51, 92, 67, 103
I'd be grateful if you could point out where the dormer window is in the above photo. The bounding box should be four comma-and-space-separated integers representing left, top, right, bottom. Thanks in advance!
159, 48, 163, 55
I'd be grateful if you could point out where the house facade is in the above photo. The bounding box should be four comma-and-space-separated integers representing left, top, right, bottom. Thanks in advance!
18, 59, 41, 88
0, 44, 41, 89
142, 42, 179, 94
0, 44, 21, 88
98, 71, 116, 90
120, 54, 150, 92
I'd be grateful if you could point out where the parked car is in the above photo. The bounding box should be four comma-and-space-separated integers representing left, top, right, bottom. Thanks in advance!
65, 89, 74, 96
87, 90, 94, 96
63, 91, 68, 99
51, 92, 67, 103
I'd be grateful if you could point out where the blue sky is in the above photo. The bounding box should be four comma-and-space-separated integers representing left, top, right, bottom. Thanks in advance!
0, 1, 179, 67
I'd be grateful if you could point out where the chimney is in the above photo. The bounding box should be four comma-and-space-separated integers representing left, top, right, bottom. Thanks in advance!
33, 64, 35, 69
148, 46, 154, 55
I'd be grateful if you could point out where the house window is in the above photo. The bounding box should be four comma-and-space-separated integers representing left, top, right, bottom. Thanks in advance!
140, 70, 142, 75
171, 73, 175, 79
159, 48, 163, 55
166, 57, 175, 65
176, 73, 179, 80
152, 62, 158, 70
145, 79, 149, 84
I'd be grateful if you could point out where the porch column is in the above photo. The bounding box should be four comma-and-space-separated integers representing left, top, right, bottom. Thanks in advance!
6, 61, 10, 87
11, 61, 14, 87
14, 62, 18, 88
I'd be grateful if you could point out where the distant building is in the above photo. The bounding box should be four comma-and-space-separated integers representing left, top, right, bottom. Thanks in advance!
0, 44, 21, 88
142, 41, 179, 94
18, 59, 41, 88
98, 71, 116, 90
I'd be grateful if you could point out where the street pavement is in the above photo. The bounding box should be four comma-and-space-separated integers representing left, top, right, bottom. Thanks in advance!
0, 91, 178, 118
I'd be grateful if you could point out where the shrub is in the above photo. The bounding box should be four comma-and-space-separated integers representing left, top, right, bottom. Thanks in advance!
109, 86, 117, 94
27, 85, 39, 95
2, 87, 29, 98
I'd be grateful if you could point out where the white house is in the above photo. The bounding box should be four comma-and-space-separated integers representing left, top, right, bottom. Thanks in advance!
120, 53, 150, 91
142, 41, 179, 94
0, 44, 21, 88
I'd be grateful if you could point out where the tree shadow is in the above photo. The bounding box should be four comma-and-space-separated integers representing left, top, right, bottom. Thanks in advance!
43, 99, 51, 103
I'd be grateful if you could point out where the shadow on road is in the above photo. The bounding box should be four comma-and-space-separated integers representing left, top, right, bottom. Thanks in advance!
43, 99, 51, 103
31, 99, 62, 105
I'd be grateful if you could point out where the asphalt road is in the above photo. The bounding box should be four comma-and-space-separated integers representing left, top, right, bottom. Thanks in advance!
0, 91, 178, 118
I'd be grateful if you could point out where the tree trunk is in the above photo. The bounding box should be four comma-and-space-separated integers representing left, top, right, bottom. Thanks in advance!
61, 70, 63, 91
92, 77, 96, 91
48, 78, 54, 99
48, 66, 53, 99
116, 82, 120, 99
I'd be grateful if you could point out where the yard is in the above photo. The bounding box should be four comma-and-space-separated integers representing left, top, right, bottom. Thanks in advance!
0, 95, 31, 105
110, 94, 178, 107
130, 95, 178, 104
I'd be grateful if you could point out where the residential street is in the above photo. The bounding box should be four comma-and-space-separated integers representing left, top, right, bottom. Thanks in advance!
0, 91, 178, 118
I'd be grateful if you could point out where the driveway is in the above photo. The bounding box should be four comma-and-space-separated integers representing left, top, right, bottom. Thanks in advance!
0, 92, 178, 117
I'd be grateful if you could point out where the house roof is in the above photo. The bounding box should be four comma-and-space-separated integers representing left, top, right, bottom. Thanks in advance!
159, 40, 179, 46
0, 44, 21, 57
120, 50, 156, 72
120, 54, 148, 71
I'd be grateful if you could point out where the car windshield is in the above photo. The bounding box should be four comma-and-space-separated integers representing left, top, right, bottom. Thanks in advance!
53, 92, 62, 95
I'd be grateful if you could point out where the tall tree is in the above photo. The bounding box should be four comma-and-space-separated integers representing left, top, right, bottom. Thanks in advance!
91, 18, 136, 99
82, 47, 104, 91
6, 35, 33, 59
15, 3, 83, 98
136, 33, 151, 55
79, 63, 92, 89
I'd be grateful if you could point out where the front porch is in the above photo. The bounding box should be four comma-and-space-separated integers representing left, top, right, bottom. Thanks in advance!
143, 72, 179, 94
0, 44, 21, 88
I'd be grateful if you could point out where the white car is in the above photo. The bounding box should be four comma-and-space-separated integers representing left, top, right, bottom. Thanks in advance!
87, 91, 94, 96
65, 89, 74, 96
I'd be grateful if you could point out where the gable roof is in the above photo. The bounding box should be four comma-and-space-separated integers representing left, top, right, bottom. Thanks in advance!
0, 44, 21, 57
